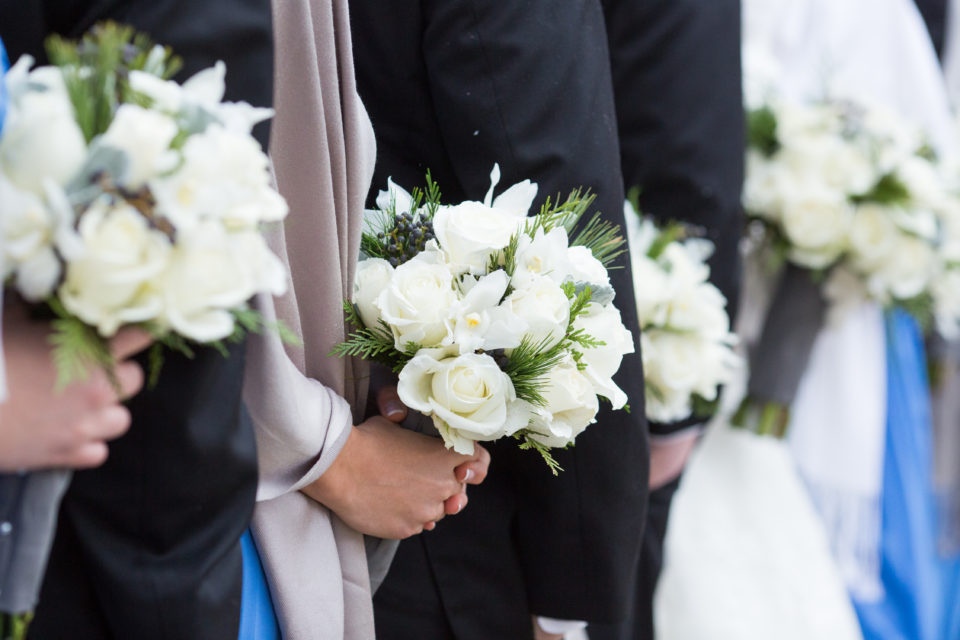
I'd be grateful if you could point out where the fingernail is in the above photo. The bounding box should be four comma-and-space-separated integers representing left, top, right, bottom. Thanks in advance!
457, 499, 465, 514
462, 469, 474, 483
385, 401, 404, 419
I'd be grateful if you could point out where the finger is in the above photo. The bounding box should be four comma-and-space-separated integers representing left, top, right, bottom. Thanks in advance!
423, 521, 437, 531
376, 386, 408, 423
113, 361, 145, 401
109, 328, 153, 361
63, 441, 110, 469
443, 488, 468, 515
83, 405, 133, 442
455, 445, 490, 484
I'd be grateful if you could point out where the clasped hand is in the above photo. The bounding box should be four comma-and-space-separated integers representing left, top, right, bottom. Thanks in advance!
305, 387, 490, 540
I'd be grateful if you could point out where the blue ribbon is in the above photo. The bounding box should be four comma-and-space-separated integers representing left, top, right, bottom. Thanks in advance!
0, 37, 9, 138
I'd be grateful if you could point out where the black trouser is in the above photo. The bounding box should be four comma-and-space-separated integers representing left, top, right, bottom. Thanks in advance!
589, 476, 682, 640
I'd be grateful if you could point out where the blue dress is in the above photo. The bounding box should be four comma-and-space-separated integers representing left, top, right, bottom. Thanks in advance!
852, 310, 958, 640
238, 529, 282, 640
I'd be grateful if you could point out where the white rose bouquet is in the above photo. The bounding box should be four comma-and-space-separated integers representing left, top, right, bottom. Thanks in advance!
745, 98, 952, 319
738, 97, 960, 435
0, 24, 292, 386
623, 201, 739, 423
335, 166, 635, 473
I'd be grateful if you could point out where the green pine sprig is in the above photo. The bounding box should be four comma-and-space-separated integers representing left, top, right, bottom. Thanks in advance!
330, 301, 416, 372
47, 298, 115, 391
515, 432, 564, 476
851, 172, 911, 206
45, 22, 181, 143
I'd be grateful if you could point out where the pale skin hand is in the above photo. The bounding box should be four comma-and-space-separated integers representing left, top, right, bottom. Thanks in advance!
304, 387, 491, 539
0, 303, 151, 471
649, 430, 700, 490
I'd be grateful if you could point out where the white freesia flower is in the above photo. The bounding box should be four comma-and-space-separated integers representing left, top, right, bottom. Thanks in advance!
159, 221, 262, 342
504, 274, 570, 348
375, 177, 415, 215
377, 249, 457, 349
397, 347, 530, 454
99, 104, 179, 188
59, 200, 170, 336
130, 62, 273, 134
512, 227, 571, 287
353, 258, 395, 328
573, 302, 634, 409
432, 164, 536, 273
152, 124, 288, 231
446, 270, 527, 354
567, 245, 610, 288
526, 357, 600, 448
0, 63, 86, 194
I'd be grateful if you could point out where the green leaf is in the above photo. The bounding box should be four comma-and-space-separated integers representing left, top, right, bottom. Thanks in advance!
851, 172, 911, 206
747, 106, 780, 157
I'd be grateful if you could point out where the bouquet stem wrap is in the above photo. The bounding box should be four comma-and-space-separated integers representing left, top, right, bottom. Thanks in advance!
737, 265, 827, 435
0, 470, 71, 624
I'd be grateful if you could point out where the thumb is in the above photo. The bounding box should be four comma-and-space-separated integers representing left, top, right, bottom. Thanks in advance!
377, 386, 408, 423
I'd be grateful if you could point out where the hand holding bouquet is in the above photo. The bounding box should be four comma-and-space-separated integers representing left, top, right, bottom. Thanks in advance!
336, 166, 635, 473
0, 24, 291, 386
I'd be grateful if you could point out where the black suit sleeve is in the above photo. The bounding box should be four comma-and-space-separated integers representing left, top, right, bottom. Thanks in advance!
604, 0, 745, 435
420, 0, 650, 623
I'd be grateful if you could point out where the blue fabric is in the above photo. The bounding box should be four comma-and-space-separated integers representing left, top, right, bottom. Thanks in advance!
238, 530, 281, 640
853, 310, 949, 640
0, 37, 9, 138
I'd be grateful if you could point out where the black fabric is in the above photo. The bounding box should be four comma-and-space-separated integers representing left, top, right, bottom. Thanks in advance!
0, 2, 274, 638
594, 2, 743, 639
603, 0, 744, 436
914, 0, 947, 59
354, 0, 650, 634
588, 476, 681, 640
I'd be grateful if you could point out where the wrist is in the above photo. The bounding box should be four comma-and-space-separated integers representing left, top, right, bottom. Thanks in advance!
302, 425, 359, 509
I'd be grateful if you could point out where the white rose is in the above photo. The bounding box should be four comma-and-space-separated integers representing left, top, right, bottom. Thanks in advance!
782, 135, 876, 195
398, 347, 530, 454
353, 258, 395, 328
664, 281, 731, 339
526, 358, 600, 448
641, 331, 702, 422
159, 221, 261, 342
573, 302, 634, 409
377, 249, 457, 349
779, 189, 853, 269
896, 155, 947, 212
867, 234, 937, 301
433, 164, 537, 273
59, 201, 170, 336
1, 178, 84, 301
743, 150, 789, 218
567, 245, 610, 288
626, 212, 671, 324
512, 227, 571, 287
504, 274, 571, 348
447, 270, 527, 354
0, 69, 86, 194
848, 204, 900, 270
99, 104, 179, 188
151, 125, 288, 231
